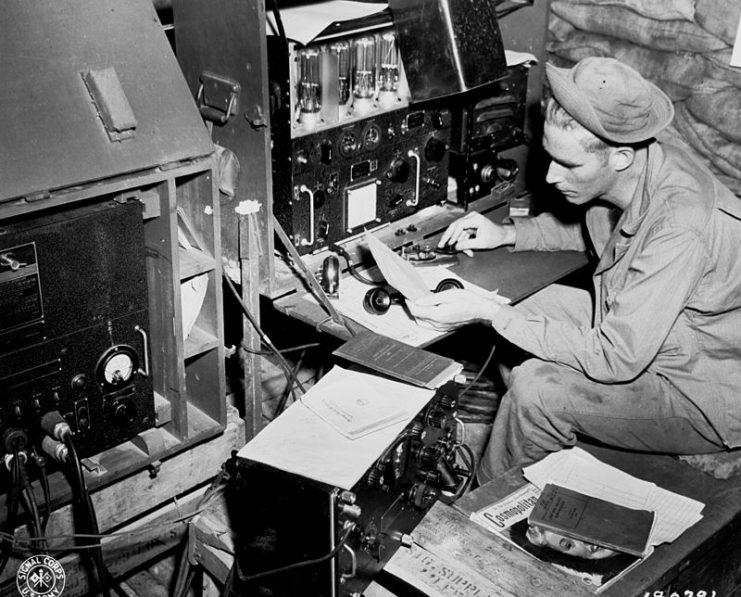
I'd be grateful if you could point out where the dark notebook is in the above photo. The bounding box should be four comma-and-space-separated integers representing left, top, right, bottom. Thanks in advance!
528, 483, 655, 557
332, 331, 462, 389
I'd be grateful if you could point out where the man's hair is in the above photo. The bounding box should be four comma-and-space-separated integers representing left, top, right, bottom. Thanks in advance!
545, 98, 611, 158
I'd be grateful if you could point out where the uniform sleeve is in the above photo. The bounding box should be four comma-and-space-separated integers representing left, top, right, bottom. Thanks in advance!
492, 224, 707, 382
511, 212, 587, 252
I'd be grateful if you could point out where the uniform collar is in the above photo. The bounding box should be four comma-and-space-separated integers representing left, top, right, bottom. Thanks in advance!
616, 143, 659, 237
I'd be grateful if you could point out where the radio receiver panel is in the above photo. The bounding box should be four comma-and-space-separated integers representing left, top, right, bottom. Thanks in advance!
449, 64, 529, 204
269, 12, 452, 255
0, 200, 155, 458
227, 381, 473, 597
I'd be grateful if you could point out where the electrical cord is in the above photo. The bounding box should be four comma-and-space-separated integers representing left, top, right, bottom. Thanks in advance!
0, 451, 23, 576
63, 434, 133, 597
240, 341, 321, 356
19, 464, 45, 553
223, 270, 307, 396
31, 449, 52, 532
0, 485, 226, 550
458, 342, 497, 401
233, 524, 354, 584
329, 243, 380, 286
172, 467, 231, 597
272, 348, 307, 419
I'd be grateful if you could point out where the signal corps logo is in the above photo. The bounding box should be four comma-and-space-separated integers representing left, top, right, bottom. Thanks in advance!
16, 555, 65, 597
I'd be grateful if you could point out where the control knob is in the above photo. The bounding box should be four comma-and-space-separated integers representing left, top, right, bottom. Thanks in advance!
424, 137, 446, 162
385, 158, 410, 183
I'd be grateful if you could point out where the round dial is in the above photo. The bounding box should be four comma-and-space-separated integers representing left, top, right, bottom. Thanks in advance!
338, 130, 359, 157
96, 345, 138, 389
362, 124, 381, 151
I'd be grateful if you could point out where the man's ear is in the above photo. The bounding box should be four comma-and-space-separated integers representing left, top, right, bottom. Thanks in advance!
610, 146, 636, 172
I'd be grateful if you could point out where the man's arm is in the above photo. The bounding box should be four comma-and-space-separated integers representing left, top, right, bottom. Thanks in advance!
510, 213, 587, 253
492, 224, 706, 382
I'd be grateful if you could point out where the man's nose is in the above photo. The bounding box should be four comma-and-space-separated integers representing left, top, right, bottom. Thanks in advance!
545, 162, 561, 185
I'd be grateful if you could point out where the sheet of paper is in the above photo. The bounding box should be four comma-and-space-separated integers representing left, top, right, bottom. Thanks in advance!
303, 372, 415, 438
523, 447, 705, 547
266, 1, 389, 45
333, 266, 505, 346
732, 14, 741, 67
505, 50, 538, 67
237, 366, 434, 489
365, 232, 432, 301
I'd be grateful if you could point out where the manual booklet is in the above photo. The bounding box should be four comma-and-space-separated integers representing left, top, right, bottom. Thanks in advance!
470, 483, 648, 593
333, 330, 463, 389
301, 365, 435, 440
528, 483, 655, 558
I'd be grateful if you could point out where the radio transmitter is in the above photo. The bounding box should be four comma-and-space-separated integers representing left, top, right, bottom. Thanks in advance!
449, 64, 529, 204
0, 199, 155, 458
226, 381, 473, 597
269, 11, 452, 255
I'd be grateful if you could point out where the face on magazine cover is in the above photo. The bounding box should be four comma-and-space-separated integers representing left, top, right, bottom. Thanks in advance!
526, 524, 619, 560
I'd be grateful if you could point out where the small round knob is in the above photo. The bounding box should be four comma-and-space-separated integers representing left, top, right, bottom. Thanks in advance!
424, 137, 446, 162
385, 158, 409, 183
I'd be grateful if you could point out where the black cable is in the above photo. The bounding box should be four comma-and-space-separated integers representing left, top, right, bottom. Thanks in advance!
234, 524, 353, 583
172, 467, 231, 597
0, 453, 23, 575
268, 0, 287, 48
241, 341, 321, 356
19, 464, 45, 553
273, 349, 306, 418
33, 450, 52, 532
64, 435, 117, 597
496, 0, 533, 18
223, 271, 306, 395
458, 342, 497, 400
449, 442, 477, 501
329, 243, 380, 286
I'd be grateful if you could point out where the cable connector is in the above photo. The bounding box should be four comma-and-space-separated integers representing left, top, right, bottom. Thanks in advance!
3, 450, 28, 471
41, 436, 69, 463
2, 428, 28, 454
40, 411, 71, 441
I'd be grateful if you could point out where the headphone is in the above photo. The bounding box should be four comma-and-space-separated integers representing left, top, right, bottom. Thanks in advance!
362, 278, 464, 315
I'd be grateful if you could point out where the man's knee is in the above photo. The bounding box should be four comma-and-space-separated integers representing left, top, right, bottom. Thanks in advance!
508, 359, 568, 415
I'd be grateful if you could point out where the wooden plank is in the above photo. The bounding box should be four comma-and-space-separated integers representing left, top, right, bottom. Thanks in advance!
385, 502, 592, 597
0, 484, 207, 596
456, 443, 741, 597
0, 406, 244, 590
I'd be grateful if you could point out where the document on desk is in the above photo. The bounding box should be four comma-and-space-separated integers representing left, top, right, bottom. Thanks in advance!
237, 366, 434, 489
365, 231, 432, 301
523, 447, 705, 547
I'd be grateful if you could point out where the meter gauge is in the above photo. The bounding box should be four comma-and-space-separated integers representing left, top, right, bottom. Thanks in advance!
361, 123, 382, 151
96, 344, 139, 390
338, 129, 359, 157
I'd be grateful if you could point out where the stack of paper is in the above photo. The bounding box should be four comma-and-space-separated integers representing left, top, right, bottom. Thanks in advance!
237, 366, 434, 489
523, 447, 705, 547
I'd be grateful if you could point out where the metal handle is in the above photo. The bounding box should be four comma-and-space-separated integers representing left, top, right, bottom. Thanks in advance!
407, 149, 420, 206
298, 184, 315, 246
340, 544, 357, 581
134, 325, 150, 377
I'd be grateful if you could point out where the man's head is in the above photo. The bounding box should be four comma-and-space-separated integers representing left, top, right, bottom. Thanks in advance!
542, 57, 673, 206
526, 523, 619, 560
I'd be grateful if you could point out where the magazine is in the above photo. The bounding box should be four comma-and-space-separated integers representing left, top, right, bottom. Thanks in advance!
470, 483, 648, 593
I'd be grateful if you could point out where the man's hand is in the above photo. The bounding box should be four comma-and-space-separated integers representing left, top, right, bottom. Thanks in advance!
438, 211, 516, 255
407, 289, 503, 331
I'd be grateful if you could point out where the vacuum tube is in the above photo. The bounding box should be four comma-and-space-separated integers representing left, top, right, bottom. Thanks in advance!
352, 35, 376, 115
329, 41, 351, 108
298, 47, 321, 129
378, 31, 400, 109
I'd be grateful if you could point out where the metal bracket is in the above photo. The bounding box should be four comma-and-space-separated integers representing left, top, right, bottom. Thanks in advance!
196, 71, 240, 124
